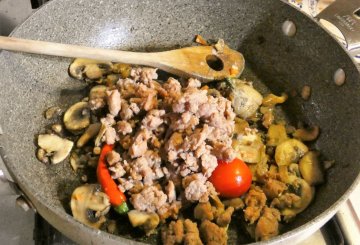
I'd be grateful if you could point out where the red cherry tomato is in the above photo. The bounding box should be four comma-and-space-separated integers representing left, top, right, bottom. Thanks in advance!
209, 158, 252, 198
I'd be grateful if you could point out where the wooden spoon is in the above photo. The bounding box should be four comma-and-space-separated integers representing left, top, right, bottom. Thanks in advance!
0, 36, 244, 82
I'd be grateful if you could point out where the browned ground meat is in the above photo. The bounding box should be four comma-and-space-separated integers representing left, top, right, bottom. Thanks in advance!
270, 193, 301, 209
106, 150, 121, 166
162, 219, 203, 245
262, 178, 288, 199
255, 207, 281, 241
194, 202, 214, 221
244, 186, 267, 224
200, 220, 228, 245
216, 206, 235, 227
106, 89, 121, 116
161, 220, 184, 245
116, 121, 132, 135
130, 186, 167, 213
223, 197, 245, 210
101, 67, 235, 218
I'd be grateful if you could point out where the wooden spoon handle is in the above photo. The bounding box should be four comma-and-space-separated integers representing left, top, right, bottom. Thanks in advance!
0, 36, 244, 81
0, 36, 157, 65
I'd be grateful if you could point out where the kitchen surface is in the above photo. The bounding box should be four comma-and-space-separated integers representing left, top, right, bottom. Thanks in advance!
0, 0, 359, 244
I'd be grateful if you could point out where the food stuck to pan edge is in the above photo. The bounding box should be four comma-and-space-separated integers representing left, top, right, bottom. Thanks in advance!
35, 39, 326, 244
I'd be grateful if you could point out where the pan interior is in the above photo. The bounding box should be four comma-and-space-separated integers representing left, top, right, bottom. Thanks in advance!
0, 0, 359, 244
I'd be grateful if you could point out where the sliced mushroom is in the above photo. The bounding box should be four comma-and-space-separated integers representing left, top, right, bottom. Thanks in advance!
299, 151, 324, 185
77, 123, 102, 148
267, 124, 288, 146
280, 179, 315, 221
69, 58, 113, 80
70, 184, 110, 229
63, 102, 90, 132
262, 93, 288, 107
127, 210, 160, 235
38, 134, 73, 164
292, 126, 320, 141
94, 123, 107, 147
275, 139, 308, 166
229, 79, 263, 119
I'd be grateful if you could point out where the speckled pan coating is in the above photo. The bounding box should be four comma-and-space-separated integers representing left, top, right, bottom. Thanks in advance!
0, 0, 359, 244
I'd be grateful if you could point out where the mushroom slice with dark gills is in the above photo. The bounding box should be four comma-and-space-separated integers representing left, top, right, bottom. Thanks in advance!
63, 102, 91, 132
278, 179, 315, 222
69, 58, 113, 81
70, 184, 111, 229
228, 79, 263, 119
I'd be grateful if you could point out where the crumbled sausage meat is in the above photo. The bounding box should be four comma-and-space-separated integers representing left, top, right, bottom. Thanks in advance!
162, 220, 184, 245
104, 126, 117, 145
130, 186, 167, 213
142, 109, 165, 130
130, 67, 158, 85
106, 150, 121, 166
244, 186, 267, 224
200, 220, 227, 245
186, 78, 202, 88
183, 219, 203, 245
200, 154, 218, 178
194, 202, 214, 221
216, 206, 234, 227
120, 99, 134, 120
262, 178, 288, 199
99, 68, 236, 217
116, 121, 132, 135
184, 174, 216, 203
106, 89, 121, 116
162, 219, 203, 245
109, 163, 126, 179
129, 129, 151, 158
255, 207, 281, 241
270, 193, 301, 209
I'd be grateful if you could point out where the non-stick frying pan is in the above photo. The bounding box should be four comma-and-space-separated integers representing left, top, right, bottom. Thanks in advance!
0, 0, 359, 244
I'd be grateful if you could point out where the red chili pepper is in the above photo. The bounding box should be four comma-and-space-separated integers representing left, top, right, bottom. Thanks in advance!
97, 144, 129, 214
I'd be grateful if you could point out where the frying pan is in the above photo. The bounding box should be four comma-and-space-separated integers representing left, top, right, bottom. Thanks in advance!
0, 0, 359, 244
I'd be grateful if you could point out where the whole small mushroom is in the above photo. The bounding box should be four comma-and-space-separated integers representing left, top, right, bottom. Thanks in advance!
70, 184, 111, 229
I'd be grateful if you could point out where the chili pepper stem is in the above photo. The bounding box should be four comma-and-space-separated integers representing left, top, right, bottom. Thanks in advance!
114, 202, 129, 214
